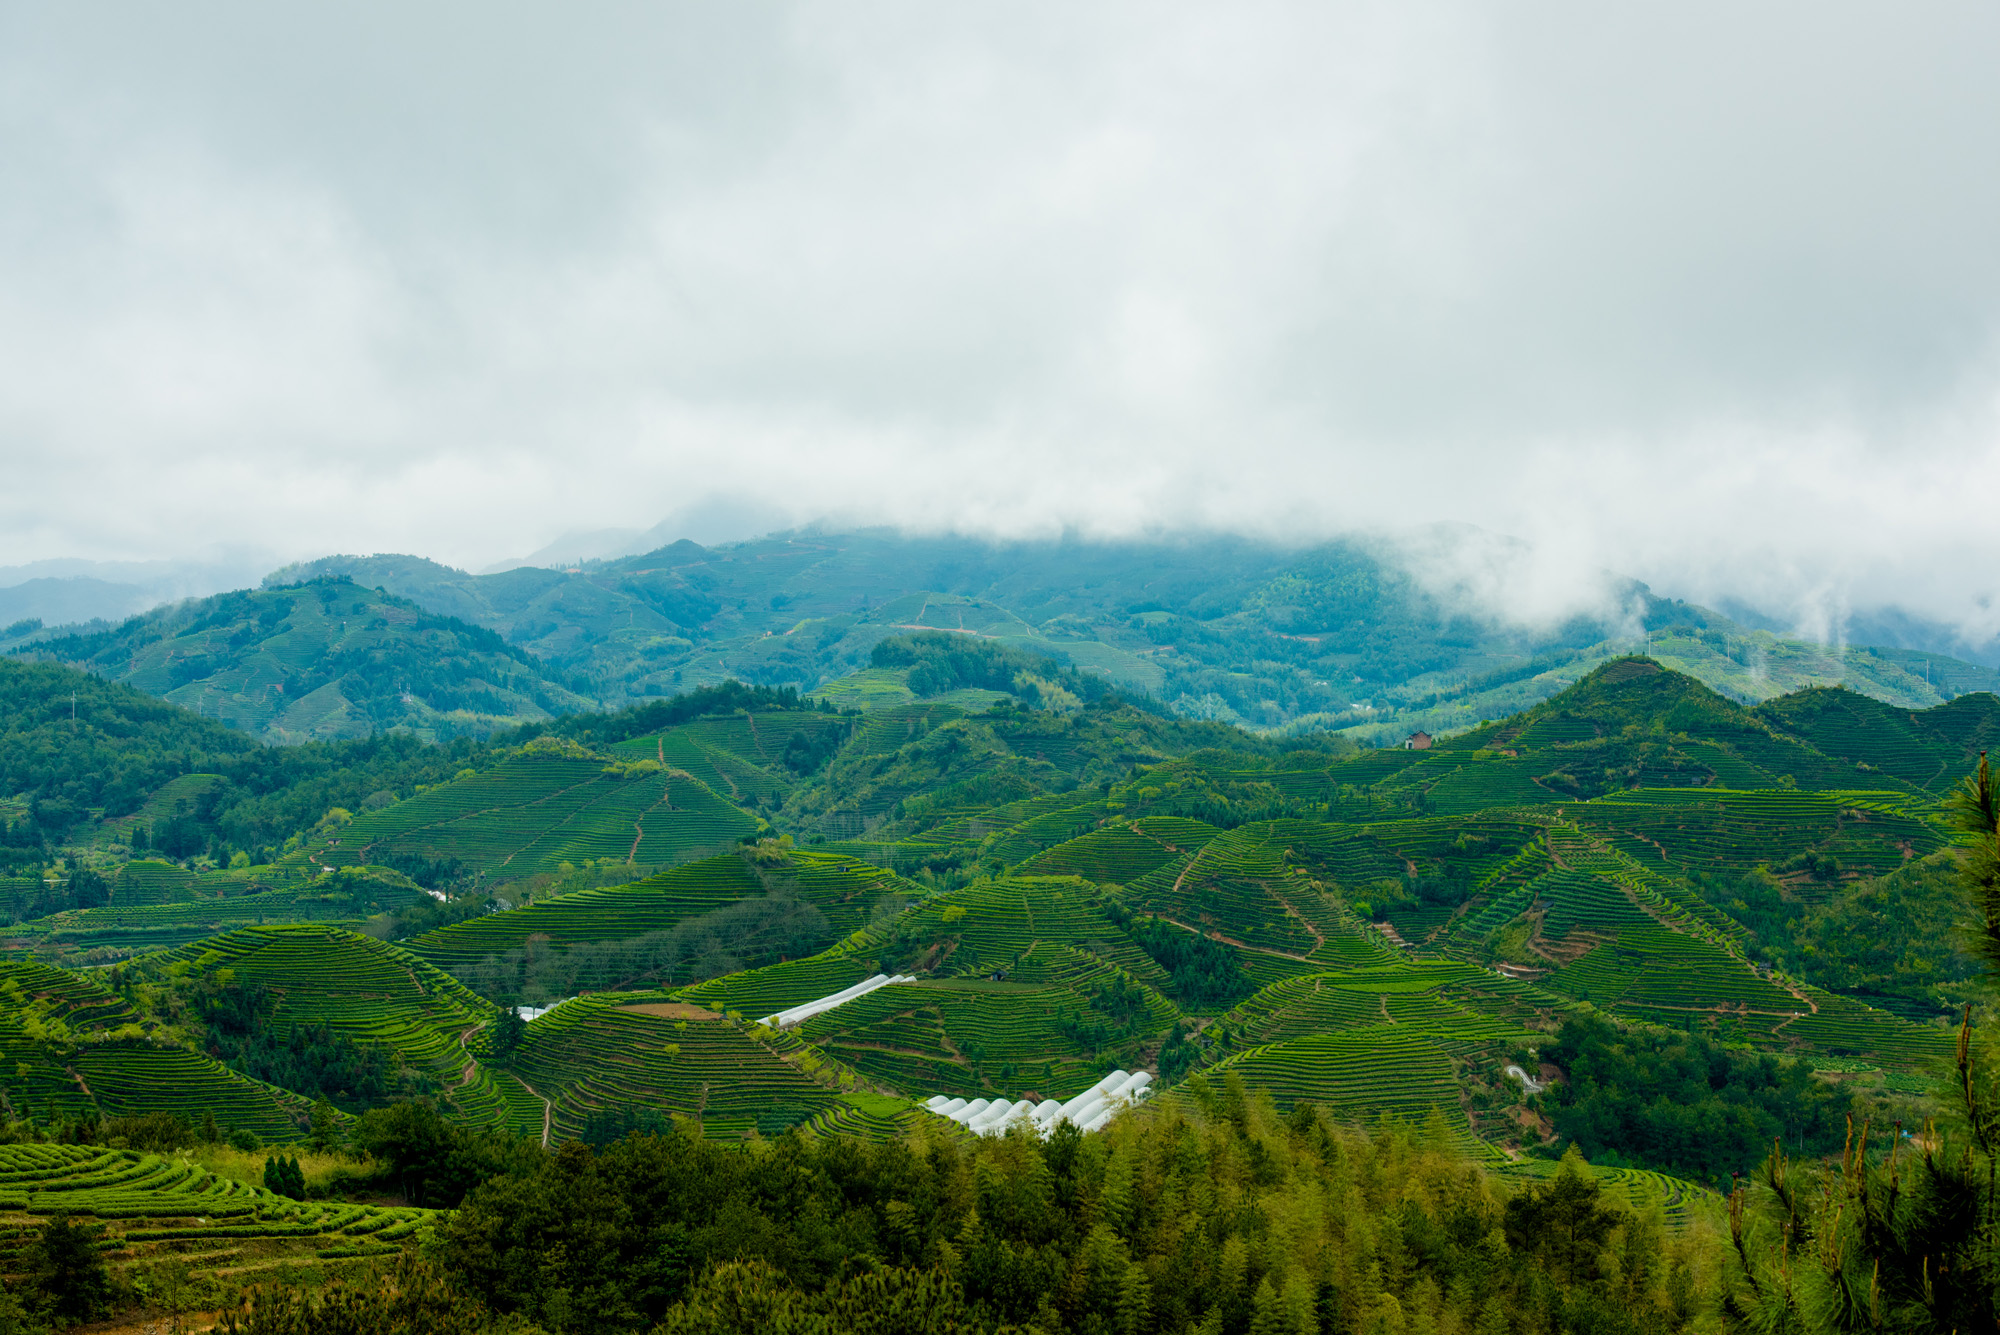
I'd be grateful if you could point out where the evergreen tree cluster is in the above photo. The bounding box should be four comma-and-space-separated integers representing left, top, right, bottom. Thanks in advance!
413, 1084, 1698, 1335
528, 680, 833, 750
263, 1153, 307, 1200
1539, 1016, 1854, 1184
1124, 915, 1257, 1010
870, 632, 1105, 706
188, 978, 421, 1110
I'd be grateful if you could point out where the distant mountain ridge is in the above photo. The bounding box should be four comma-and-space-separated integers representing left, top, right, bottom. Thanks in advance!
0, 550, 277, 630
7, 528, 2000, 744
265, 531, 2000, 743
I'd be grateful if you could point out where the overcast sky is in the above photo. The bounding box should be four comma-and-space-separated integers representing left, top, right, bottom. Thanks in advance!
3, 2, 1998, 641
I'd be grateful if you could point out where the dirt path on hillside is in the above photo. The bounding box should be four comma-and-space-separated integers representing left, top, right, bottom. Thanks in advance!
628, 786, 676, 864
455, 1026, 482, 1088
512, 1073, 553, 1148
1153, 915, 1321, 965
1774, 976, 1820, 1014
1271, 882, 1328, 954
455, 1023, 553, 1146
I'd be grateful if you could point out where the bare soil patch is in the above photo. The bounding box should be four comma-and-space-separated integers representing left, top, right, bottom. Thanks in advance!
618, 1001, 721, 1020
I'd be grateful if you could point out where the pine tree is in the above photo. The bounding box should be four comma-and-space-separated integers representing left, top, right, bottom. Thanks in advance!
308, 1098, 339, 1151
1283, 1273, 1320, 1335
1956, 752, 2000, 971
1250, 1277, 1290, 1335
25, 1213, 111, 1325
490, 1006, 527, 1061
1317, 1280, 1346, 1335
1117, 1262, 1153, 1335
1473, 1298, 1511, 1335
1721, 758, 2000, 1334
1100, 1146, 1135, 1233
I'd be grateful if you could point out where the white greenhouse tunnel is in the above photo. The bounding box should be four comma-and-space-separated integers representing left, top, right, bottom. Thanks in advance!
923, 1070, 1153, 1138
514, 998, 577, 1023
758, 973, 917, 1030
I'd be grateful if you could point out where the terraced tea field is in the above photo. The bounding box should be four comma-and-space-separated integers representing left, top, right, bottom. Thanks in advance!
0, 962, 311, 1138
1222, 965, 1561, 1054
9, 870, 431, 957
1498, 1156, 1706, 1230
610, 710, 852, 800
802, 1092, 931, 1141
1755, 687, 1994, 793
0, 1144, 430, 1277
796, 973, 1176, 1099
1125, 822, 1392, 968
873, 876, 1171, 984
1570, 789, 1943, 879
1745, 987, 1955, 1069
678, 951, 883, 1021
405, 850, 908, 970
1204, 1028, 1466, 1127
506, 994, 839, 1140
311, 752, 757, 884
1015, 817, 1222, 884
146, 925, 515, 1119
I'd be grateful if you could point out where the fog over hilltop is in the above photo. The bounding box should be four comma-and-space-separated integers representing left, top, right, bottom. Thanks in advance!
3, 2, 1998, 651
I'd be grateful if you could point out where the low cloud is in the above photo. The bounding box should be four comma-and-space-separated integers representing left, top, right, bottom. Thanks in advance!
2, 1, 1997, 647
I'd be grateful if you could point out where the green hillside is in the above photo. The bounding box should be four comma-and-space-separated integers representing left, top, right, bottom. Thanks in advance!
404, 848, 911, 999
307, 744, 757, 884
0, 960, 312, 1139
0, 1143, 432, 1279
6, 865, 430, 958
0, 659, 1988, 1200
749, 659, 1983, 1121
500, 992, 845, 1142
130, 925, 544, 1128
15, 576, 596, 743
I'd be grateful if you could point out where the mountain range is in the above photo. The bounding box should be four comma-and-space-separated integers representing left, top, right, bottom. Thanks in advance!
5, 527, 1999, 745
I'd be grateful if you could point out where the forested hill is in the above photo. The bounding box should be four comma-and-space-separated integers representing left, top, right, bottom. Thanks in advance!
0, 659, 831, 871
0, 656, 493, 866
10, 577, 596, 743
265, 531, 2000, 741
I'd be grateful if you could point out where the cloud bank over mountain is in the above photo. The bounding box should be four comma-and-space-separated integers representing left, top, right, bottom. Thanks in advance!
2, 1, 1997, 646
